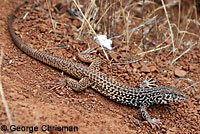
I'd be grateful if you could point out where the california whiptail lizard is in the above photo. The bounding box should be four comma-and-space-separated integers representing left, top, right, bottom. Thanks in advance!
8, 1, 188, 128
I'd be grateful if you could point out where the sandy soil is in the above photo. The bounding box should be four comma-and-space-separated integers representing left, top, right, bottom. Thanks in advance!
0, 0, 199, 134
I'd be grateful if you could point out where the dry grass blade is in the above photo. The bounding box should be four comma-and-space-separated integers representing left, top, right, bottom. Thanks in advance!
0, 49, 13, 126
138, 44, 171, 56
148, 1, 179, 18
161, 0, 175, 53
78, 0, 98, 35
171, 43, 197, 64
172, 23, 200, 38
112, 15, 157, 39
95, 4, 110, 26
46, 0, 56, 33
183, 81, 200, 91
112, 58, 142, 65
72, 0, 109, 60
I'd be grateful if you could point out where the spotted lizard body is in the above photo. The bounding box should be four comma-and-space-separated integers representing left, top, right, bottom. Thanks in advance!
8, 1, 188, 128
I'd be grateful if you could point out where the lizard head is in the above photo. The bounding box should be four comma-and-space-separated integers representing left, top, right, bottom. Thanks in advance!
158, 86, 188, 104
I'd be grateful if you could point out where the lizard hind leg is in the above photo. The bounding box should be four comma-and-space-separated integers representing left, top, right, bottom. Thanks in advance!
51, 53, 100, 92
65, 77, 93, 92
78, 53, 102, 71
49, 77, 93, 92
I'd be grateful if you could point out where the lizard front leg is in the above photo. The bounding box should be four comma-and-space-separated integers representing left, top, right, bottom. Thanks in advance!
78, 53, 102, 71
140, 105, 162, 128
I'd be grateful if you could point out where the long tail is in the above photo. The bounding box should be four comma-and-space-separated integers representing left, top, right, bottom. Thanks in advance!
8, 1, 71, 71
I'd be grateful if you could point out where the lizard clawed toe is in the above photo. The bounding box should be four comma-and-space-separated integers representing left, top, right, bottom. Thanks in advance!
48, 78, 67, 90
148, 118, 162, 129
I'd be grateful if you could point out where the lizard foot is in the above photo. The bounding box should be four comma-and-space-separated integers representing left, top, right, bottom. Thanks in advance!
139, 76, 157, 88
148, 118, 162, 129
48, 78, 67, 90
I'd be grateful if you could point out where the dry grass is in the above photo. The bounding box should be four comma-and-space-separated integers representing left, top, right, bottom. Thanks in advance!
68, 0, 199, 65
72, 0, 109, 60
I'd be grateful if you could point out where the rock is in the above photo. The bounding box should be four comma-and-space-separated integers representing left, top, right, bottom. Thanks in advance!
174, 68, 187, 77
109, 53, 119, 62
140, 64, 150, 73
149, 65, 158, 72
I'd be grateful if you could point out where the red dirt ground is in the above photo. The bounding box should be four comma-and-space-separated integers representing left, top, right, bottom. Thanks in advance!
0, 0, 199, 134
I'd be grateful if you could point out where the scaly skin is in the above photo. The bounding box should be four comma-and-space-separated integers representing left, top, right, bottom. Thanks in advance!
8, 1, 188, 128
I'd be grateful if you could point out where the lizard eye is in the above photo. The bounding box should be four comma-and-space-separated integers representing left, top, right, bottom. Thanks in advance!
166, 94, 171, 99
164, 94, 173, 101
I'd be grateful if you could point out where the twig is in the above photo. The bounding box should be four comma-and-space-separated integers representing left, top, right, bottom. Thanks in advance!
112, 58, 142, 65
183, 81, 200, 91
137, 43, 171, 56
171, 43, 196, 64
80, 47, 97, 54
45, 46, 70, 50
23, 12, 29, 20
